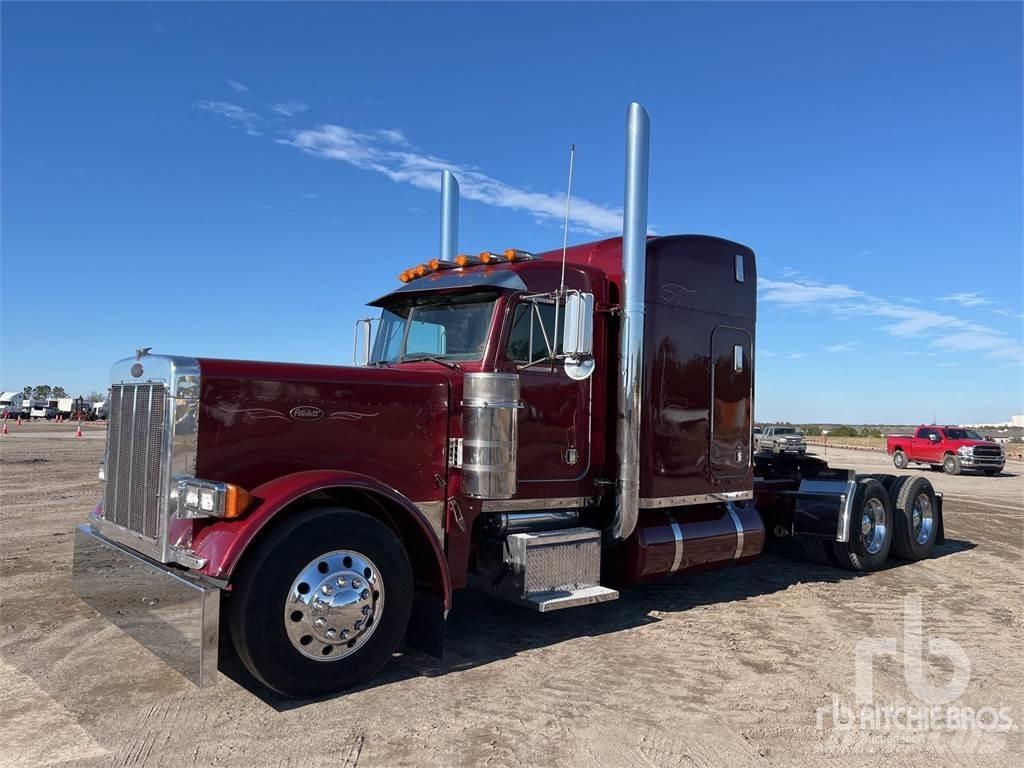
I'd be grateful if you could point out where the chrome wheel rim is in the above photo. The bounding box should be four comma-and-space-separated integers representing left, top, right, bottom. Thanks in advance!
860, 497, 887, 555
911, 493, 934, 545
944, 456, 955, 472
284, 550, 384, 662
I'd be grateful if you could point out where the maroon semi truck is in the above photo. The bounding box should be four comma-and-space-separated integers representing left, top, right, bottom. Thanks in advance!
72, 104, 945, 698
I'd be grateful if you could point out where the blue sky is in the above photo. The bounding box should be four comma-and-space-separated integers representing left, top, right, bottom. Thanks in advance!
2, 2, 1021, 423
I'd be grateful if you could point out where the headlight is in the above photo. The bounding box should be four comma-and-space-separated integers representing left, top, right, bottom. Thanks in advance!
957, 446, 973, 455
177, 478, 251, 519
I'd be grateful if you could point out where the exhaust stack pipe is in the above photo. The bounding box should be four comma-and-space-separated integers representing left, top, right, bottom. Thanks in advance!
439, 170, 459, 263
610, 101, 650, 543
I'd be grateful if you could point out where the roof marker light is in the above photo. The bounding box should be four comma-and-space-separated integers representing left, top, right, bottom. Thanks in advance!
455, 253, 480, 267
503, 249, 536, 262
479, 251, 502, 264
429, 258, 459, 271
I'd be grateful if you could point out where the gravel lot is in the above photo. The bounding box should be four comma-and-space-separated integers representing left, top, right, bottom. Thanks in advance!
2, 422, 1021, 767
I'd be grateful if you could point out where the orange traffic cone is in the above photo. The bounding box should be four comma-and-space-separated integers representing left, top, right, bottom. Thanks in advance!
16, 416, 22, 426
2, 420, 8, 435
76, 420, 83, 438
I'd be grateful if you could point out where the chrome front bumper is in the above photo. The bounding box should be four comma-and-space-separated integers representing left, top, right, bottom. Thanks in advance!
72, 524, 219, 687
959, 454, 1004, 468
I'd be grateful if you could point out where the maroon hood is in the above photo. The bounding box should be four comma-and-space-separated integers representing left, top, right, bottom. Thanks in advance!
194, 358, 451, 501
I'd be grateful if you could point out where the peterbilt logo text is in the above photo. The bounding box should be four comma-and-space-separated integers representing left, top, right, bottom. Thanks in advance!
289, 406, 324, 421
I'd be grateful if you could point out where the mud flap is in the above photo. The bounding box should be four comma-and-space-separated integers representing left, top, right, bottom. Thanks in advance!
404, 591, 445, 659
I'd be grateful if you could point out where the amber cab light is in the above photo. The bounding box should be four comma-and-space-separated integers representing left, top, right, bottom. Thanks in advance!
479, 251, 501, 264
455, 253, 480, 267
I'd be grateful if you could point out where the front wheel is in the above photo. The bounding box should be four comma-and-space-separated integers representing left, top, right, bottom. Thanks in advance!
942, 454, 961, 475
229, 507, 413, 699
831, 478, 893, 571
892, 450, 908, 470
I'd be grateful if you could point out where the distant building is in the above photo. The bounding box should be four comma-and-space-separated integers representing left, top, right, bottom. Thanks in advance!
1014, 415, 1024, 428
959, 416, 1024, 429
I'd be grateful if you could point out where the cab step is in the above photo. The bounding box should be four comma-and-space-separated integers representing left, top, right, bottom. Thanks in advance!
499, 527, 619, 612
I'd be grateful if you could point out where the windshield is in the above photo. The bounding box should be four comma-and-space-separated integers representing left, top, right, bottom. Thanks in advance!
370, 291, 497, 364
945, 428, 982, 440
774, 427, 798, 435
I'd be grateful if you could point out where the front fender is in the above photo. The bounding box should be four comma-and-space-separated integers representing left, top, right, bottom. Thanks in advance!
191, 469, 452, 609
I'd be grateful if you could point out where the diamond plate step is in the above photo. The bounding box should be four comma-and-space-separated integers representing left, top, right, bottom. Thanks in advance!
521, 585, 620, 612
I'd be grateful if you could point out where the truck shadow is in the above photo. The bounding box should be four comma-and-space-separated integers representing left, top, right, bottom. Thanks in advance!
227, 537, 976, 711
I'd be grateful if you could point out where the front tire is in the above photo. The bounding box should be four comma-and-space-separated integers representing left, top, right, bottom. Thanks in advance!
831, 478, 893, 571
892, 450, 908, 470
229, 507, 413, 699
942, 453, 961, 475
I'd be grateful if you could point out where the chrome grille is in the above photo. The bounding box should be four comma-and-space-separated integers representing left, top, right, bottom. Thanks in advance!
103, 383, 167, 539
973, 446, 1001, 459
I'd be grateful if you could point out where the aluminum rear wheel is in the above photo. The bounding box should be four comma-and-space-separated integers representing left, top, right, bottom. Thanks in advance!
911, 493, 934, 545
285, 550, 384, 661
860, 497, 887, 555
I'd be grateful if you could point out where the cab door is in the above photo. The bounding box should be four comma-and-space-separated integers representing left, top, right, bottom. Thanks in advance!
499, 298, 592, 494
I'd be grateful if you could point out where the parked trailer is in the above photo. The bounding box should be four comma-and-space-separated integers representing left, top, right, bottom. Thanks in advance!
0, 391, 25, 419
72, 103, 943, 698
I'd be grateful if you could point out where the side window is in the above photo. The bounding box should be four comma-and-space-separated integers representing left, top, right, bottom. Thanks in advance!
933, 429, 945, 441
915, 427, 929, 439
506, 301, 562, 364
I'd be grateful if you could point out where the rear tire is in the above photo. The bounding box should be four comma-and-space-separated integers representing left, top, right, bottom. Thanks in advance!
891, 476, 938, 561
802, 538, 838, 567
942, 453, 961, 475
831, 478, 893, 571
228, 507, 413, 699
892, 450, 908, 470
863, 473, 898, 492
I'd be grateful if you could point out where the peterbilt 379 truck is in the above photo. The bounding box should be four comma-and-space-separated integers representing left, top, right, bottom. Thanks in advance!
72, 104, 944, 699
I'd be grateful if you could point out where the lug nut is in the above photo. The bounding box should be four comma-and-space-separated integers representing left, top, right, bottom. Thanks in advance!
341, 629, 350, 639
354, 619, 364, 631
324, 628, 337, 639
321, 584, 334, 596
312, 599, 327, 612
361, 588, 370, 600
352, 577, 362, 588
336, 577, 347, 587
362, 605, 371, 616
313, 617, 326, 629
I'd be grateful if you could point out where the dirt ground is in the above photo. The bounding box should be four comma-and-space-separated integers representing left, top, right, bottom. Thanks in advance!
1, 421, 1021, 767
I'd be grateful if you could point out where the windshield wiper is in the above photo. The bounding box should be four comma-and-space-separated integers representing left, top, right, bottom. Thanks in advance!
400, 354, 462, 370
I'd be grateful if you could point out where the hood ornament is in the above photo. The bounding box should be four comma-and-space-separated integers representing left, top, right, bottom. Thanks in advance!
136, 347, 152, 360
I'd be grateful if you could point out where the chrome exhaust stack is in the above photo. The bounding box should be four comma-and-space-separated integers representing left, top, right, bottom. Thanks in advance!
609, 102, 650, 543
439, 169, 459, 263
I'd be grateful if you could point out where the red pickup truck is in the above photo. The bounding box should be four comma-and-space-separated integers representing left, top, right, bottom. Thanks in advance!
887, 426, 1005, 475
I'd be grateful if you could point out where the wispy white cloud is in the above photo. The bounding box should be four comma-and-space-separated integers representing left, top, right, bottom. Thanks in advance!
195, 100, 262, 135
993, 308, 1024, 320
758, 278, 863, 305
759, 274, 1024, 364
299, 192, 319, 199
276, 123, 624, 235
758, 350, 805, 359
826, 342, 859, 353
788, 352, 807, 359
271, 100, 309, 117
936, 362, 959, 368
226, 79, 248, 93
940, 292, 992, 308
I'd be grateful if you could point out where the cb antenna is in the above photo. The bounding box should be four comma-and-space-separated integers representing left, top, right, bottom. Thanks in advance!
554, 143, 576, 348
559, 143, 576, 296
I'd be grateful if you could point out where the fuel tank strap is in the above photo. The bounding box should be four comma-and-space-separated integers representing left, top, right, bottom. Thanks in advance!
726, 504, 745, 559
669, 518, 684, 572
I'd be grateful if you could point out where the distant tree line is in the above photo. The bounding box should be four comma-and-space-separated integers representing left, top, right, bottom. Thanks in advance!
19, 385, 104, 402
